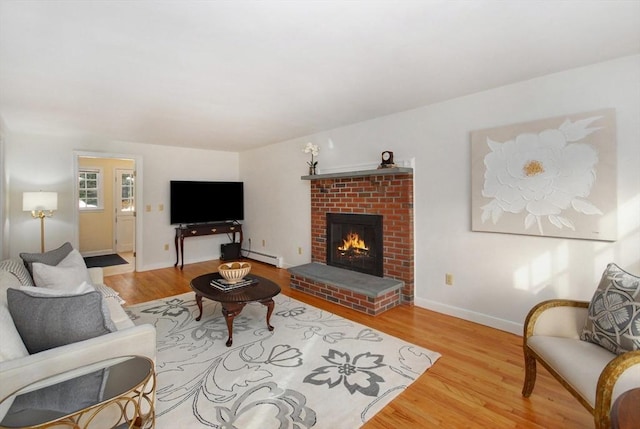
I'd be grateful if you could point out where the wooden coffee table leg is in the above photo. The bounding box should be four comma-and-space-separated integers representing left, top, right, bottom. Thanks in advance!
261, 298, 275, 331
195, 294, 204, 321
221, 303, 246, 347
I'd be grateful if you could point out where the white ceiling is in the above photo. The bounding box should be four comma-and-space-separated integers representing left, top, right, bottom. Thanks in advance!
1, 0, 639, 152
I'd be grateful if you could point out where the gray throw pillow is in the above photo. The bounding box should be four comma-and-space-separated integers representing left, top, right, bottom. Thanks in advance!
20, 242, 73, 276
7, 289, 116, 354
581, 263, 640, 355
6, 369, 109, 419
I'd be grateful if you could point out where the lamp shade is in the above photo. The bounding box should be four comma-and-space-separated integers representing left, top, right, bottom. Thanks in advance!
23, 192, 58, 211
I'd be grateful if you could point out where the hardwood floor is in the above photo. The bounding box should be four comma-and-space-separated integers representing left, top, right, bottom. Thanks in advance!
102, 252, 135, 276
104, 259, 594, 428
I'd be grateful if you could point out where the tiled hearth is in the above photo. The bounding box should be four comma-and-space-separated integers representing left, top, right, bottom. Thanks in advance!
289, 168, 414, 315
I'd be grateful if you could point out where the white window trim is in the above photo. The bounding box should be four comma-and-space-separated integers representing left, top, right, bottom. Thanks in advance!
79, 167, 104, 211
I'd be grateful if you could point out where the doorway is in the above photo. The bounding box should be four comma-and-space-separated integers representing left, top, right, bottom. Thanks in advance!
115, 168, 135, 253
74, 152, 143, 273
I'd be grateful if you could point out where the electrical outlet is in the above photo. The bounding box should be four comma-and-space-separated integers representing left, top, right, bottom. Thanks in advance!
262, 239, 266, 247
164, 244, 169, 251
298, 247, 302, 255
158, 204, 164, 212
445, 273, 454, 286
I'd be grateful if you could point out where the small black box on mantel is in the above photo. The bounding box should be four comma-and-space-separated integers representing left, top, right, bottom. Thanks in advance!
220, 242, 241, 261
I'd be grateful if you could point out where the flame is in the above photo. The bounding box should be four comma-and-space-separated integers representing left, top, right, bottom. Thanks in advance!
338, 232, 369, 252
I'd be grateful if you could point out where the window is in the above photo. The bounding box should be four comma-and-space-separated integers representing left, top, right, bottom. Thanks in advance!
118, 170, 135, 213
78, 168, 103, 210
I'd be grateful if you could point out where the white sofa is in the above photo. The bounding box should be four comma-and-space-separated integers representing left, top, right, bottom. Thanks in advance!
0, 256, 156, 424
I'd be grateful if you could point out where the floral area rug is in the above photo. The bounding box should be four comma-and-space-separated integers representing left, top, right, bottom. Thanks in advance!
126, 292, 441, 428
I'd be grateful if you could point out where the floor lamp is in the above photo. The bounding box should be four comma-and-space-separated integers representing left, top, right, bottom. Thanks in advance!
23, 191, 58, 253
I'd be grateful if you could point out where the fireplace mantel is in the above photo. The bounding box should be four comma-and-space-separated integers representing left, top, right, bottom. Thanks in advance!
301, 167, 412, 180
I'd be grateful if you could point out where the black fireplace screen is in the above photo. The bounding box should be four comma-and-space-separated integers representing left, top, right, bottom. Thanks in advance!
326, 213, 383, 277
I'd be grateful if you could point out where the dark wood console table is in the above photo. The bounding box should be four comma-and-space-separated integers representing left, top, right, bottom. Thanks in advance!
174, 222, 242, 269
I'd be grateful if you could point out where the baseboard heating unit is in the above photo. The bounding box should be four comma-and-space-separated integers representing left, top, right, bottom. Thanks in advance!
241, 249, 283, 268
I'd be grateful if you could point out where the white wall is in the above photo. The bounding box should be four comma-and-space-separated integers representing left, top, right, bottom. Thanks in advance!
240, 55, 640, 334
4, 132, 240, 270
0, 118, 6, 259
240, 142, 314, 267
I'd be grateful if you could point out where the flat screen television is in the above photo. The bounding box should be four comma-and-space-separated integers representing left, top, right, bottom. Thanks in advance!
170, 181, 244, 225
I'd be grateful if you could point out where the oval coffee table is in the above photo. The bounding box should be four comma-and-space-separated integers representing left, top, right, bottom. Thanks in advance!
190, 273, 281, 347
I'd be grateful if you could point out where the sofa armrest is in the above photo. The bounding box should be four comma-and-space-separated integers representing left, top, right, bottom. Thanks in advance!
0, 324, 155, 401
524, 299, 589, 340
88, 267, 104, 285
594, 350, 640, 428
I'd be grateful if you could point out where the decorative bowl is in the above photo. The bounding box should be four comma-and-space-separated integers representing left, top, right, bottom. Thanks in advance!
218, 262, 251, 283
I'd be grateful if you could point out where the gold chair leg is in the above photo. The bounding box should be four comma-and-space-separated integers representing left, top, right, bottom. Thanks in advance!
522, 348, 537, 397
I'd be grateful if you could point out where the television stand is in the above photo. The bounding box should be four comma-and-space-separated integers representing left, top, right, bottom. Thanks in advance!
174, 222, 242, 270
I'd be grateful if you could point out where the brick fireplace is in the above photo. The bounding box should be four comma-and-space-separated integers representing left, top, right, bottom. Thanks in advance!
289, 168, 414, 315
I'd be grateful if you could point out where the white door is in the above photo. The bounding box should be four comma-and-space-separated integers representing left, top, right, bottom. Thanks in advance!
115, 169, 135, 253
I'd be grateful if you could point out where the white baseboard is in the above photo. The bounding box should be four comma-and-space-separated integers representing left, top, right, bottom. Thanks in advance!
81, 249, 115, 257
139, 261, 177, 272
414, 297, 523, 335
241, 249, 283, 268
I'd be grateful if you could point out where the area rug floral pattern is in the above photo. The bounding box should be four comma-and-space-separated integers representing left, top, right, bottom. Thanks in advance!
127, 293, 440, 428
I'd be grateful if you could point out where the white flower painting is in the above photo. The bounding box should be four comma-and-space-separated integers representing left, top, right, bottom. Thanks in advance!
471, 109, 617, 241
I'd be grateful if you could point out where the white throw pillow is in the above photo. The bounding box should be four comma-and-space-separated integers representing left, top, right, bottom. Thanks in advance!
1, 270, 24, 308
0, 304, 29, 362
32, 249, 93, 292
20, 282, 95, 296
57, 249, 89, 270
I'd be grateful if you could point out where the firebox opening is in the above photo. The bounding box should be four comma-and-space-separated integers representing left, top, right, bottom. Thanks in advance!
326, 213, 383, 277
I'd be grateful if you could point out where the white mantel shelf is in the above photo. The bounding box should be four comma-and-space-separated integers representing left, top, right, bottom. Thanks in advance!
301, 167, 413, 180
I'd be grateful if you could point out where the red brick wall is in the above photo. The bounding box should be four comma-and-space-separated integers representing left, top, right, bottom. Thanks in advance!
309, 173, 414, 303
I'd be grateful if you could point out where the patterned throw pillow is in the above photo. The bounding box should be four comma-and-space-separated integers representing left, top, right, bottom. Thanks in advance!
581, 263, 640, 355
94, 284, 126, 305
0, 258, 35, 286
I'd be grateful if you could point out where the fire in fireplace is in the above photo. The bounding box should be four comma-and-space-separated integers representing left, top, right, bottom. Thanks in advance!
338, 232, 369, 256
326, 213, 383, 277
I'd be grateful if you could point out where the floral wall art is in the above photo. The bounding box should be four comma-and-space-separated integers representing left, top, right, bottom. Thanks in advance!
471, 109, 617, 241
